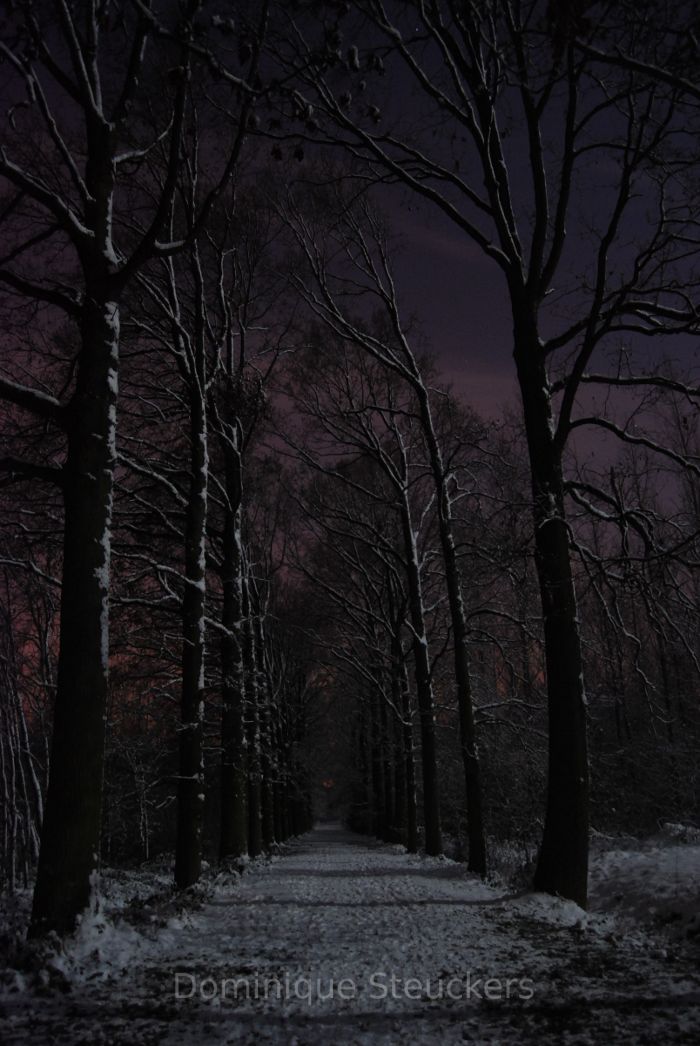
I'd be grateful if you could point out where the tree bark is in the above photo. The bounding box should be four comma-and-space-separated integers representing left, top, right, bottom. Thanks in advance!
514, 327, 589, 908
378, 683, 395, 840
416, 386, 487, 874
390, 642, 407, 844
400, 660, 419, 854
400, 499, 442, 856
175, 384, 207, 889
219, 446, 248, 858
369, 687, 385, 838
255, 614, 276, 850
243, 581, 263, 857
30, 293, 119, 935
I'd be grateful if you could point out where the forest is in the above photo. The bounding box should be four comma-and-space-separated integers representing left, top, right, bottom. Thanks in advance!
0, 2, 699, 1042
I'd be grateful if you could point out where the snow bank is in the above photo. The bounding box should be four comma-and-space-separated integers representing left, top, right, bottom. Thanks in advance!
0, 848, 288, 1000
590, 838, 700, 941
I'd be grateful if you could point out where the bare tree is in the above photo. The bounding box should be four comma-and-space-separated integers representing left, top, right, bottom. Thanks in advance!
0, 0, 265, 934
276, 0, 700, 905
281, 185, 487, 871
285, 344, 446, 852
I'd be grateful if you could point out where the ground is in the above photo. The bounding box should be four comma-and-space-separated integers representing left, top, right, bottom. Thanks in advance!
1, 824, 699, 1044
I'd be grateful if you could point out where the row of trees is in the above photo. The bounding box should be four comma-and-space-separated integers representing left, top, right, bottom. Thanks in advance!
1, 0, 699, 936
0, 0, 319, 933
0, 159, 321, 907
291, 340, 699, 864
272, 0, 700, 905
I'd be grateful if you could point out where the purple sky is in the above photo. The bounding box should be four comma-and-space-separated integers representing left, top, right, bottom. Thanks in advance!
391, 203, 519, 418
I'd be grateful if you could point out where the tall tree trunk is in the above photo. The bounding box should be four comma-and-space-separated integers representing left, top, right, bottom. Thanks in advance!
400, 498, 442, 856
378, 684, 395, 840
515, 331, 589, 908
400, 660, 419, 854
255, 614, 276, 849
175, 384, 208, 889
0, 595, 42, 891
30, 293, 119, 936
243, 580, 262, 857
416, 386, 486, 874
391, 646, 407, 844
358, 697, 374, 834
275, 693, 291, 841
369, 687, 385, 838
219, 445, 248, 858
271, 701, 286, 842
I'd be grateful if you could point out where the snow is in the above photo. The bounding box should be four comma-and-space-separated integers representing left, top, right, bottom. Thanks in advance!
589, 825, 700, 942
91, 301, 119, 675
1, 826, 698, 1044
95, 534, 111, 673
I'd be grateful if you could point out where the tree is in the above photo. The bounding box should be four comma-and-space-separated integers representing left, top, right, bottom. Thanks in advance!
281, 185, 487, 871
0, 0, 265, 934
277, 0, 700, 905
286, 344, 445, 852
205, 193, 286, 860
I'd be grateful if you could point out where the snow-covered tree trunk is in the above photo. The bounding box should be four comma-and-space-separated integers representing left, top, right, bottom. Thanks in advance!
263, 642, 286, 845
399, 659, 419, 855
399, 492, 442, 856
271, 665, 291, 841
175, 375, 208, 889
219, 444, 248, 858
254, 613, 276, 849
389, 628, 407, 844
243, 577, 263, 856
413, 386, 487, 873
271, 695, 287, 842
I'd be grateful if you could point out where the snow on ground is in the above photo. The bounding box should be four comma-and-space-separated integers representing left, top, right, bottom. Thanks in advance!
1, 824, 699, 1045
589, 825, 700, 943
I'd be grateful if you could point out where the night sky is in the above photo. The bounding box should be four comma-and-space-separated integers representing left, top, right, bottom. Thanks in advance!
392, 200, 517, 416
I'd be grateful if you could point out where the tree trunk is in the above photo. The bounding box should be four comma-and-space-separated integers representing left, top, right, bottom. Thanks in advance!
515, 330, 589, 908
355, 698, 374, 834
400, 499, 442, 856
391, 643, 407, 843
243, 582, 262, 857
29, 294, 119, 936
273, 698, 289, 841
400, 660, 419, 854
175, 384, 207, 889
378, 685, 395, 840
219, 447, 248, 859
369, 687, 385, 837
416, 386, 486, 874
255, 615, 276, 850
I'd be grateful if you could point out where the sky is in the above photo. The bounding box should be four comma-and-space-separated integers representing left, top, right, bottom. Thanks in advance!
390, 200, 519, 418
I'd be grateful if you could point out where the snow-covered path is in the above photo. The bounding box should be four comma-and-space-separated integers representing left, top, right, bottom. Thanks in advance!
3, 825, 699, 1044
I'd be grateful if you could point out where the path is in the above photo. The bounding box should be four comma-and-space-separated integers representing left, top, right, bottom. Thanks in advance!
2, 825, 699, 1044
